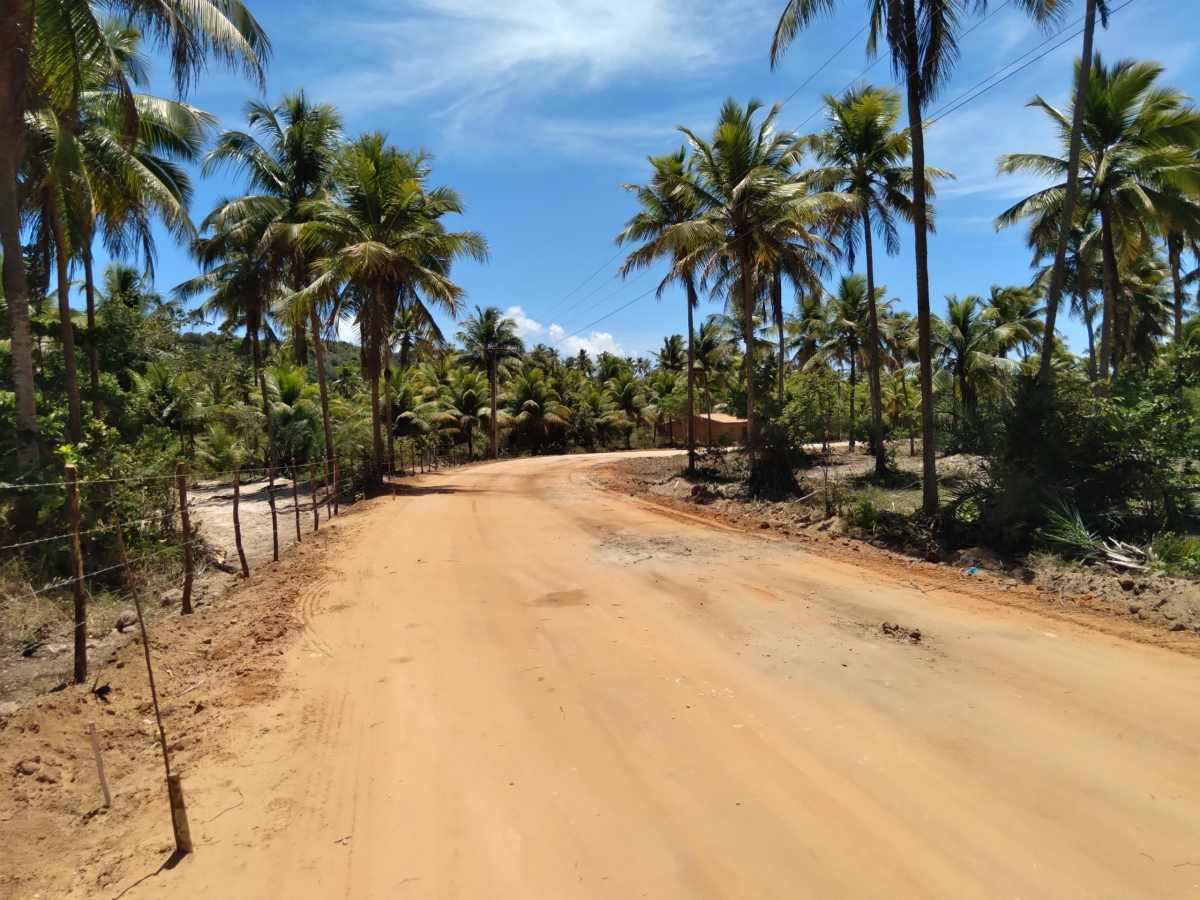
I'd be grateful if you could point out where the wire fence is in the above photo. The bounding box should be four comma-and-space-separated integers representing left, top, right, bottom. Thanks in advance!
0, 439, 468, 678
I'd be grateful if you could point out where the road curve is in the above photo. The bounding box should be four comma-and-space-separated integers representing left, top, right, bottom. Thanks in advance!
136, 452, 1200, 899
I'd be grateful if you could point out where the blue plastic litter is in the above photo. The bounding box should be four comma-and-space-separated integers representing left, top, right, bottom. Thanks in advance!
966, 566, 980, 575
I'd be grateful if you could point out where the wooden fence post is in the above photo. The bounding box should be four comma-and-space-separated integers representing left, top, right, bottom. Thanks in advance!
290, 458, 302, 544
176, 462, 194, 615
267, 461, 279, 563
332, 455, 340, 516
65, 465, 87, 684
321, 456, 331, 521
348, 457, 355, 504
309, 460, 320, 532
88, 722, 111, 808
113, 514, 192, 855
232, 464, 249, 578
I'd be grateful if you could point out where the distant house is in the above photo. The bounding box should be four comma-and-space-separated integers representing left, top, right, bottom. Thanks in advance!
667, 413, 747, 446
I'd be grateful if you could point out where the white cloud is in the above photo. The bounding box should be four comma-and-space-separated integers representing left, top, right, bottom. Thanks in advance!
505, 305, 625, 358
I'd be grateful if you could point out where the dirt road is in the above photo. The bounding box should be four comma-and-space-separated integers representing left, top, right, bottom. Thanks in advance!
125, 452, 1200, 899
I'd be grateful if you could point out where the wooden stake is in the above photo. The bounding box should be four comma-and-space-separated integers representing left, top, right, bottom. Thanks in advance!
309, 460, 320, 532
65, 465, 87, 684
232, 464, 249, 578
88, 722, 111, 808
113, 515, 192, 855
290, 458, 302, 544
321, 456, 331, 521
176, 462, 194, 615
267, 461, 279, 563
332, 455, 340, 516
348, 457, 355, 504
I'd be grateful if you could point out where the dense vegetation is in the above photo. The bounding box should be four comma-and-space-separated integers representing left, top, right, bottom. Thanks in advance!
2, 0, 1200, 579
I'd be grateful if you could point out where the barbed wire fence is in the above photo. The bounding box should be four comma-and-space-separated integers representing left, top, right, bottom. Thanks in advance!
0, 439, 467, 685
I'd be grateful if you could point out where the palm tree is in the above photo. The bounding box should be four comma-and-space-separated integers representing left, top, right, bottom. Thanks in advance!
989, 285, 1045, 358
677, 99, 818, 466
772, 0, 1060, 511
202, 90, 344, 465
508, 365, 569, 455
654, 334, 686, 373
934, 295, 1018, 409
807, 274, 893, 449
428, 366, 488, 460
618, 148, 704, 471
693, 315, 737, 446
301, 134, 487, 478
998, 56, 1200, 380
805, 83, 949, 475
604, 371, 647, 449
457, 306, 524, 459
0, 0, 268, 473
1035, 0, 1108, 380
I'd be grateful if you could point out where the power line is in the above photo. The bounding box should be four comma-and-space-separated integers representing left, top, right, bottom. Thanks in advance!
512, 248, 626, 338
778, 23, 869, 111
928, 0, 1136, 123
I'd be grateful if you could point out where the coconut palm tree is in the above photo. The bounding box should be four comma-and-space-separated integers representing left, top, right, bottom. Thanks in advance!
807, 273, 893, 449
202, 90, 344, 464
772, 0, 1060, 511
427, 366, 488, 461
654, 334, 686, 373
1, 0, 268, 473
604, 370, 647, 450
300, 134, 487, 477
998, 55, 1200, 380
693, 315, 737, 446
805, 83, 949, 475
508, 365, 569, 455
933, 294, 1018, 409
677, 99, 818, 466
989, 285, 1045, 359
457, 305, 524, 459
618, 148, 705, 471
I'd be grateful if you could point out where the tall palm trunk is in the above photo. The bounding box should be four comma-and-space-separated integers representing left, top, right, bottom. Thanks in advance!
848, 352, 857, 450
900, 0, 938, 513
862, 208, 886, 476
46, 187, 83, 444
384, 360, 394, 472
310, 306, 335, 463
82, 233, 100, 419
1097, 192, 1120, 381
1168, 233, 1186, 343
250, 325, 277, 463
772, 266, 785, 415
685, 275, 697, 472
367, 284, 384, 478
0, 0, 39, 473
738, 244, 757, 467
489, 356, 499, 460
1038, 0, 1097, 380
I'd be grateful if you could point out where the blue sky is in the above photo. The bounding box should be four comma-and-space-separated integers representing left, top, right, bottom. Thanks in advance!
124, 0, 1198, 360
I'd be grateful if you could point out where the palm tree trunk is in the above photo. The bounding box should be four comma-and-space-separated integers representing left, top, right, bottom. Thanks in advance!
863, 209, 886, 477
489, 358, 499, 460
772, 266, 785, 414
685, 275, 697, 472
0, 0, 39, 473
82, 234, 101, 420
384, 361, 395, 473
467, 423, 473, 462
310, 305, 336, 463
848, 353, 857, 451
901, 0, 938, 513
1098, 193, 1120, 381
738, 245, 757, 467
1169, 233, 1186, 343
251, 327, 277, 464
1038, 0, 1097, 380
46, 188, 83, 444
1082, 293, 1097, 380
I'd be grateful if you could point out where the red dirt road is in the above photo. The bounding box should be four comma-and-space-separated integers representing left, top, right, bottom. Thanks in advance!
122, 452, 1200, 898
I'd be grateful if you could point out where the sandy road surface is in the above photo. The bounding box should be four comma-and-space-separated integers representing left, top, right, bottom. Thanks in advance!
129, 452, 1200, 899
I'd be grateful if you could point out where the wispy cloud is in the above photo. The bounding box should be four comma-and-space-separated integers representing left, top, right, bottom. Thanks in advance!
505, 305, 625, 358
